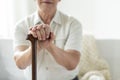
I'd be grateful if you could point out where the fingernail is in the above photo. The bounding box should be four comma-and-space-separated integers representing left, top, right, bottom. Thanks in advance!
47, 36, 49, 38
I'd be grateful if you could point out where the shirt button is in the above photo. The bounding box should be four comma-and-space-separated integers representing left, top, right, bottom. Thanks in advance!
46, 53, 48, 55
46, 67, 48, 70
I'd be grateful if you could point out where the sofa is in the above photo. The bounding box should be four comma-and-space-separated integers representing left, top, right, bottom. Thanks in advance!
0, 35, 120, 80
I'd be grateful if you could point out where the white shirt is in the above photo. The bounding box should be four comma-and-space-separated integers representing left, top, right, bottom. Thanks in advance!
13, 10, 82, 80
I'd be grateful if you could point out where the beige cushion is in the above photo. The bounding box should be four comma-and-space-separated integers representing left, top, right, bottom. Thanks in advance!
78, 35, 111, 80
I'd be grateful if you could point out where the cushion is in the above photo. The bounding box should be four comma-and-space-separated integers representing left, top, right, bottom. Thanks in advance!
78, 35, 111, 80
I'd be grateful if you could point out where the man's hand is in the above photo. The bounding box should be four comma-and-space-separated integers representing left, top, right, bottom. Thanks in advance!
29, 24, 55, 50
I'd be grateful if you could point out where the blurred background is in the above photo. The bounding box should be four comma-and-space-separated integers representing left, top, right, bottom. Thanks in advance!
0, 0, 120, 39
0, 0, 120, 80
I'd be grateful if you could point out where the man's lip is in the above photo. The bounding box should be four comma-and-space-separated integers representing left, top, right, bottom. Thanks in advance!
41, 1, 53, 4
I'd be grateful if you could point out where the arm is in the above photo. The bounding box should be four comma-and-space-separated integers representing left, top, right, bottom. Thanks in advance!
14, 45, 32, 69
46, 18, 82, 70
47, 43, 80, 70
14, 45, 42, 69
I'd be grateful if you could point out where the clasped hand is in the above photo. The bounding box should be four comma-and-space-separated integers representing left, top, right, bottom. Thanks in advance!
29, 24, 55, 50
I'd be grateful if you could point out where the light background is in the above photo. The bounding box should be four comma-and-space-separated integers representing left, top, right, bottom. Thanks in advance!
0, 0, 120, 39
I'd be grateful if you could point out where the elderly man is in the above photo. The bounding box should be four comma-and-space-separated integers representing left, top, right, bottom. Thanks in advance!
13, 0, 82, 80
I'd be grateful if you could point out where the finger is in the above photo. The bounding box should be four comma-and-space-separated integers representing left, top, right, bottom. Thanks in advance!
36, 24, 43, 30
36, 30, 42, 40
29, 26, 37, 37
31, 26, 37, 31
44, 25, 49, 39
44, 24, 51, 39
28, 30, 37, 38
40, 28, 46, 40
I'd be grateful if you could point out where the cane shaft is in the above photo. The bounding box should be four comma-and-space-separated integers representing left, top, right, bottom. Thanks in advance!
26, 34, 37, 80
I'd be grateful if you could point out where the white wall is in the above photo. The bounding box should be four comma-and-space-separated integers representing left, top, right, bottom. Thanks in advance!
58, 0, 120, 39
0, 1, 14, 37
93, 0, 120, 39
13, 0, 36, 23
58, 0, 95, 34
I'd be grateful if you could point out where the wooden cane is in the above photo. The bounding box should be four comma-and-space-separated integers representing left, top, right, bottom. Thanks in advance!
26, 34, 37, 80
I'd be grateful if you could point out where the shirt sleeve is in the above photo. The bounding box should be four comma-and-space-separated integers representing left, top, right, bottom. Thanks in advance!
64, 18, 82, 53
13, 21, 30, 49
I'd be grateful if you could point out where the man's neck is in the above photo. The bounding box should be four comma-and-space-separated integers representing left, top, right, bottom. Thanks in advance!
38, 9, 56, 24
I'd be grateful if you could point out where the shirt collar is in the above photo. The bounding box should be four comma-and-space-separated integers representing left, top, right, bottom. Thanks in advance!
33, 11, 42, 25
34, 10, 61, 25
52, 11, 61, 25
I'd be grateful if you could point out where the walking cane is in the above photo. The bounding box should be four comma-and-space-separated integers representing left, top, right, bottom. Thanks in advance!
26, 34, 37, 80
